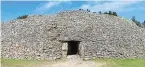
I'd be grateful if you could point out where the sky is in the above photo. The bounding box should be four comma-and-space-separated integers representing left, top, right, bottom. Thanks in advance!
1, 1, 145, 23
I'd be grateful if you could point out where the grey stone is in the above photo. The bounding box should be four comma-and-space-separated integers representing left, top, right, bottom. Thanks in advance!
1, 10, 145, 60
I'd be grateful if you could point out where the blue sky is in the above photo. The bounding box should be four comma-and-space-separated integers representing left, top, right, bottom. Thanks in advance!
1, 1, 145, 23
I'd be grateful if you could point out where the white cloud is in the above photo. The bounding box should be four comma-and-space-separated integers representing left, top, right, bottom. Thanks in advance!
80, 1, 140, 12
34, 2, 61, 14
34, 1, 70, 14
43, 2, 60, 9
33, 1, 142, 14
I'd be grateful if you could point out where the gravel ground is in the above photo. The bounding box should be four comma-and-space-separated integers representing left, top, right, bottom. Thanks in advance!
24, 55, 105, 67
49, 55, 105, 67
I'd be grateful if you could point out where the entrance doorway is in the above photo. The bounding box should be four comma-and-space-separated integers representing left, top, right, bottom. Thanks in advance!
67, 41, 80, 55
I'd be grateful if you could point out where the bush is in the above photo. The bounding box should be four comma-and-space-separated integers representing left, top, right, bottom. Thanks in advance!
104, 12, 108, 14
17, 15, 28, 19
87, 9, 90, 12
104, 11, 118, 16
112, 12, 117, 16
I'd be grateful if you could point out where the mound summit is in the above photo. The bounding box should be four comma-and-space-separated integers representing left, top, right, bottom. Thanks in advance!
2, 10, 145, 60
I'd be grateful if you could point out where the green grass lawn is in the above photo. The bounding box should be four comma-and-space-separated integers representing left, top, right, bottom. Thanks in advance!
93, 58, 145, 67
112, 59, 145, 67
1, 58, 48, 67
1, 58, 145, 67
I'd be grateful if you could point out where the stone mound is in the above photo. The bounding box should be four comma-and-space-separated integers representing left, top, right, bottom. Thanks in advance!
1, 10, 145, 60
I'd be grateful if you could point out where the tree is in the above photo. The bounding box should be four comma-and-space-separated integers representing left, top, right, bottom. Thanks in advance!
131, 16, 136, 22
112, 12, 117, 16
131, 16, 141, 27
143, 20, 145, 27
17, 15, 28, 19
103, 11, 118, 16
99, 11, 102, 14
108, 11, 112, 15
104, 12, 108, 14
79, 9, 82, 10
87, 9, 90, 12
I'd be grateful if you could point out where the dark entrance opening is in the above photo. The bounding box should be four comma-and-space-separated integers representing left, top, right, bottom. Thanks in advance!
67, 41, 80, 55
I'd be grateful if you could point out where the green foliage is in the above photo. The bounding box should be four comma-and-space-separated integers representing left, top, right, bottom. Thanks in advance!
131, 16, 142, 27
99, 11, 102, 14
143, 20, 145, 27
87, 9, 90, 12
79, 9, 83, 10
17, 15, 28, 19
108, 11, 112, 15
112, 12, 118, 16
104, 12, 108, 14
131, 16, 136, 22
104, 11, 118, 16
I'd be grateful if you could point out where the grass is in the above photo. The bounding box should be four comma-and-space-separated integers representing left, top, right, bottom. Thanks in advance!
93, 58, 145, 67
112, 59, 145, 67
1, 58, 48, 67
1, 58, 67, 67
1, 58, 145, 67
